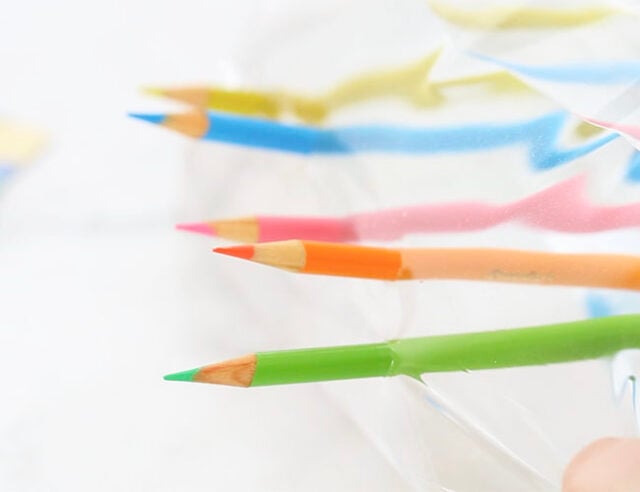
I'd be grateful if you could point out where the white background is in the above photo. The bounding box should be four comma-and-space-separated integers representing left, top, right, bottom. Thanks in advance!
1, 1, 639, 490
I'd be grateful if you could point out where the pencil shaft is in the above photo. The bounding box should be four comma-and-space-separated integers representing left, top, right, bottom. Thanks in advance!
247, 315, 640, 386
351, 176, 640, 238
183, 176, 640, 242
251, 343, 391, 386
427, 0, 615, 28
217, 240, 640, 291
391, 314, 640, 377
399, 248, 640, 290
257, 216, 356, 242
205, 88, 281, 118
131, 110, 617, 170
150, 51, 530, 123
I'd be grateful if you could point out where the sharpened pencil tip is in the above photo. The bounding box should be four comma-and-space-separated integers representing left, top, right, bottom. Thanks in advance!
176, 222, 216, 236
128, 112, 166, 125
164, 367, 200, 382
141, 86, 165, 96
214, 245, 255, 260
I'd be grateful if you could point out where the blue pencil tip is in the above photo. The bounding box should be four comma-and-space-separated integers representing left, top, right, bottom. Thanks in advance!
128, 113, 166, 125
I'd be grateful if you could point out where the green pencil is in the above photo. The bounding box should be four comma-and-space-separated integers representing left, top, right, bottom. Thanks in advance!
164, 314, 640, 388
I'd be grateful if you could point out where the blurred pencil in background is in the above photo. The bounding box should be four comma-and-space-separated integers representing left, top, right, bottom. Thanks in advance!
128, 109, 615, 169
426, 0, 619, 29
0, 118, 47, 185
0, 119, 47, 166
177, 175, 640, 242
142, 50, 529, 123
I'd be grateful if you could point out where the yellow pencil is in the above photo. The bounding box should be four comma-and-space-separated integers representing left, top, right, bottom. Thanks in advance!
143, 50, 529, 123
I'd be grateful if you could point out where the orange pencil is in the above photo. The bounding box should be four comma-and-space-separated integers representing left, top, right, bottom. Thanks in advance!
214, 240, 640, 291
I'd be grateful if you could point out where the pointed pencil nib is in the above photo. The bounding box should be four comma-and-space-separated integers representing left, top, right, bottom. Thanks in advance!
141, 86, 165, 97
165, 355, 257, 387
164, 367, 200, 382
128, 113, 166, 125
176, 222, 216, 236
213, 245, 255, 260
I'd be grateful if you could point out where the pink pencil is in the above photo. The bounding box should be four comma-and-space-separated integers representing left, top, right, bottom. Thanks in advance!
177, 175, 640, 243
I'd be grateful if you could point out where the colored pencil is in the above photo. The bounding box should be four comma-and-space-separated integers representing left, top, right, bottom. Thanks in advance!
213, 240, 640, 291
128, 110, 615, 170
143, 51, 529, 123
177, 175, 640, 242
164, 314, 640, 387
144, 86, 284, 120
0, 119, 47, 165
426, 0, 617, 29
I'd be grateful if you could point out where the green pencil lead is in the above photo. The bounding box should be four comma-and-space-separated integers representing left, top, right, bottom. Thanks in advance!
164, 367, 200, 382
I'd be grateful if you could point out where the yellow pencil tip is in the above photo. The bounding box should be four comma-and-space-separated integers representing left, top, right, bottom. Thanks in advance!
141, 86, 164, 96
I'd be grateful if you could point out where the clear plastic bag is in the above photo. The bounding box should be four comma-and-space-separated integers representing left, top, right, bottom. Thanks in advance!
175, 1, 640, 489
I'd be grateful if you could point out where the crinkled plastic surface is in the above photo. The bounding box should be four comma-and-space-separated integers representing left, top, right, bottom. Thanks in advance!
179, 2, 640, 490
2, 1, 639, 491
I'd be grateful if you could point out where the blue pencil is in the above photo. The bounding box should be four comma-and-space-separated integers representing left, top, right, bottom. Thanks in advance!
129, 110, 617, 170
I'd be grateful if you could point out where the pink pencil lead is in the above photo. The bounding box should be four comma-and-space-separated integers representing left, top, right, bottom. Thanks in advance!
175, 222, 216, 236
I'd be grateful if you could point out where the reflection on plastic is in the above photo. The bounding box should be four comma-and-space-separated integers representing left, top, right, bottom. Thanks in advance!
611, 350, 640, 431
427, 0, 618, 29
472, 54, 640, 85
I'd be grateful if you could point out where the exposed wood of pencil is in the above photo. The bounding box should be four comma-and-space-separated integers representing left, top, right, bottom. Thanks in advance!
195, 354, 257, 387
252, 240, 306, 272
176, 217, 259, 242
213, 217, 259, 243
214, 240, 640, 290
164, 112, 209, 138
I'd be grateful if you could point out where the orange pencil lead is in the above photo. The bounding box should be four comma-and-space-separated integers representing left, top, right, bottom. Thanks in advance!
214, 245, 255, 260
